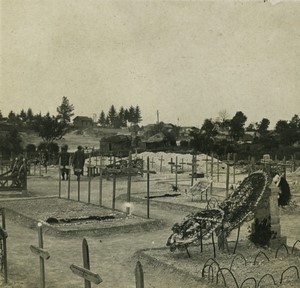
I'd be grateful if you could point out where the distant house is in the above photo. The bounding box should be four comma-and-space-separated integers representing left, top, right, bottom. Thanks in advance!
73, 116, 94, 129
100, 135, 132, 156
141, 132, 170, 150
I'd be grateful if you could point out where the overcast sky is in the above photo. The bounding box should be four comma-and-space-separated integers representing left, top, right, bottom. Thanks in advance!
1, 0, 300, 128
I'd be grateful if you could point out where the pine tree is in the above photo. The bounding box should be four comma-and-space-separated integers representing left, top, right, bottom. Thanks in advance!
118, 106, 127, 127
57, 96, 74, 124
134, 105, 142, 124
27, 108, 34, 121
98, 111, 106, 127
107, 105, 117, 127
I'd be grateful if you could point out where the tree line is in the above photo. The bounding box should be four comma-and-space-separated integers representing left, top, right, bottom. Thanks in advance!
98, 105, 142, 128
188, 110, 300, 159
1, 99, 299, 161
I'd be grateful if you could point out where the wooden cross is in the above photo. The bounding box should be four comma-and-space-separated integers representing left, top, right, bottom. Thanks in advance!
159, 155, 164, 172
87, 153, 92, 204
168, 158, 175, 173
98, 156, 105, 207
150, 157, 155, 169
187, 155, 199, 186
180, 158, 186, 172
30, 223, 50, 288
142, 157, 156, 219
70, 238, 102, 288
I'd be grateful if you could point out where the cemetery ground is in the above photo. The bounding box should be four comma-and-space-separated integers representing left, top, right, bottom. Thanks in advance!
1, 155, 300, 287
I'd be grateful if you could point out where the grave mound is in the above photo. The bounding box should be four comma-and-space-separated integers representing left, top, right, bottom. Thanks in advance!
135, 240, 300, 288
0, 197, 164, 237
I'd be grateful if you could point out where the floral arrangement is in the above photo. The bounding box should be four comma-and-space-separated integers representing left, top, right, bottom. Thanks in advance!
167, 171, 269, 251
166, 208, 224, 251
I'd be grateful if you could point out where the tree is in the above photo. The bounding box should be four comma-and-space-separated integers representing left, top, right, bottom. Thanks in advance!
229, 111, 247, 141
98, 111, 106, 127
56, 96, 74, 124
216, 109, 230, 127
118, 106, 127, 127
27, 108, 34, 121
134, 105, 143, 124
257, 118, 270, 135
275, 115, 300, 146
107, 105, 117, 127
19, 109, 27, 121
0, 110, 3, 120
126, 106, 135, 125
32, 113, 67, 144
0, 128, 23, 158
7, 110, 17, 123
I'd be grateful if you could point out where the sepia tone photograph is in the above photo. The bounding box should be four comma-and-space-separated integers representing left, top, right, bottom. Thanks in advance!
1, 0, 300, 287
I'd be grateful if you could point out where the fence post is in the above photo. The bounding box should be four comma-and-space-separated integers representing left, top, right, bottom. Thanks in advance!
58, 157, 62, 198
1, 209, 8, 284
210, 153, 214, 195
88, 153, 91, 204
126, 152, 132, 215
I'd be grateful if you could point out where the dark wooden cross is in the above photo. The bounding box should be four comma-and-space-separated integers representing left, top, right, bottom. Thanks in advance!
187, 155, 199, 186
180, 158, 186, 172
142, 157, 156, 219
30, 223, 50, 288
70, 238, 102, 288
150, 157, 155, 169
168, 158, 175, 173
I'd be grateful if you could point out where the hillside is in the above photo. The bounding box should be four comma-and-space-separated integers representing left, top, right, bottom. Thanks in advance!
20, 127, 128, 152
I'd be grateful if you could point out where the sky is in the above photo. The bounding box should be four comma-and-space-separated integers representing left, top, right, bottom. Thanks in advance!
1, 0, 300, 128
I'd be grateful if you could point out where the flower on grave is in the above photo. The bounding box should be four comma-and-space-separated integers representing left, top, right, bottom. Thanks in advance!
167, 171, 269, 251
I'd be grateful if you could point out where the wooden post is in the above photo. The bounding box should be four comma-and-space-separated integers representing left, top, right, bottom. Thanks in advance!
217, 156, 220, 182
38, 223, 45, 288
70, 239, 102, 286
99, 156, 104, 206
30, 223, 50, 288
82, 238, 91, 288
126, 152, 132, 215
1, 209, 8, 284
187, 155, 198, 187
142, 157, 156, 219
169, 158, 174, 173
147, 157, 150, 219
135, 261, 144, 288
226, 153, 231, 194
191, 155, 195, 186
77, 173, 81, 202
67, 156, 72, 200
233, 153, 236, 184
159, 155, 164, 172
180, 158, 186, 172
150, 157, 155, 169
112, 157, 116, 210
175, 156, 178, 188
58, 157, 62, 198
210, 153, 214, 195
206, 154, 208, 176
88, 153, 91, 204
